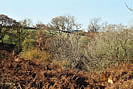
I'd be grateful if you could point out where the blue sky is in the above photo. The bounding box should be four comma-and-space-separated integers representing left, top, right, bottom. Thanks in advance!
1, 0, 133, 28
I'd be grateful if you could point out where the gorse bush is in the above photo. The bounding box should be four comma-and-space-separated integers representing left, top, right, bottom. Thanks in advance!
20, 48, 50, 62
21, 30, 37, 51
22, 39, 36, 52
20, 30, 54, 62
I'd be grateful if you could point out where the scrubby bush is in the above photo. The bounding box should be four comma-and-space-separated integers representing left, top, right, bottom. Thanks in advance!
42, 29, 133, 71
43, 33, 89, 71
19, 27, 133, 72
20, 30, 53, 62
84, 29, 133, 71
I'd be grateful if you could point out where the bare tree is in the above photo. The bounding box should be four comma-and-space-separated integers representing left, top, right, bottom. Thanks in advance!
35, 23, 48, 29
19, 19, 32, 27
50, 16, 81, 32
0, 14, 18, 26
88, 18, 101, 32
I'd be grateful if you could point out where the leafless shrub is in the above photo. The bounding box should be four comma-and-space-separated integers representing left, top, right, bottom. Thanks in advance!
84, 29, 133, 71
44, 33, 88, 70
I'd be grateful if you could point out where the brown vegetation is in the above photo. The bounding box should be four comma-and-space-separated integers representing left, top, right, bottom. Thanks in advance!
0, 56, 132, 89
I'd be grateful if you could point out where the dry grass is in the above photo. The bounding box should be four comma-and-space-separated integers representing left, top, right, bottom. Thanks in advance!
20, 48, 50, 62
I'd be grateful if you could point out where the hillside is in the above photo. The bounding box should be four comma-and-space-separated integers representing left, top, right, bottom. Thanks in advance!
0, 14, 133, 89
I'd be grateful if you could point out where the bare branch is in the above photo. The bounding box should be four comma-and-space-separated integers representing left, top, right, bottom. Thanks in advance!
125, 1, 133, 12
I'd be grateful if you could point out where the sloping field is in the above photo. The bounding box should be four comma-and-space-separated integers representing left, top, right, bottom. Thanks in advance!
0, 57, 132, 89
